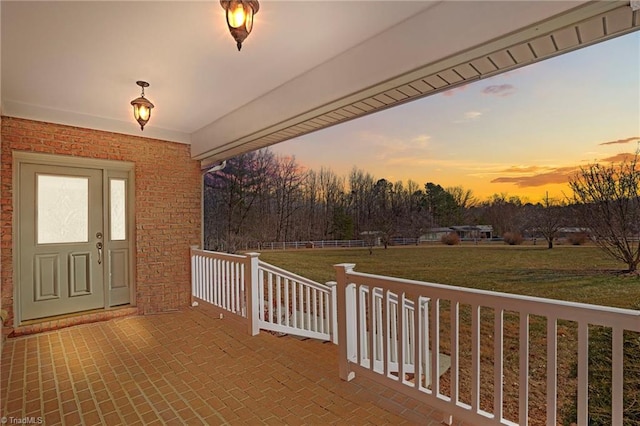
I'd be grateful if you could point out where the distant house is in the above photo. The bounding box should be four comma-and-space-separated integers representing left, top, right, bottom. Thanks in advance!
450, 225, 494, 240
420, 227, 455, 242
421, 225, 494, 242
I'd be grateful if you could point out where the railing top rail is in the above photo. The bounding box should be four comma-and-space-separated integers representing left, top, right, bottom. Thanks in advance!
258, 260, 330, 293
191, 248, 248, 260
342, 267, 640, 330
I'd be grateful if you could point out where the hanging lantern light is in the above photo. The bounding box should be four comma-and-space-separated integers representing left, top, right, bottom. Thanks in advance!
130, 81, 154, 131
220, 0, 259, 51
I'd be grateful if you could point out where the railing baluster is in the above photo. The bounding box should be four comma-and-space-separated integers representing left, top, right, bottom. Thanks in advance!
471, 304, 480, 413
234, 262, 240, 312
612, 327, 624, 426
519, 313, 529, 425
276, 275, 282, 325
232, 261, 237, 311
201, 256, 206, 301
195, 255, 201, 301
451, 301, 459, 402
257, 269, 264, 320
267, 273, 274, 323
240, 264, 246, 316
383, 290, 389, 378
368, 286, 374, 371
319, 292, 325, 333
430, 298, 440, 395
546, 317, 558, 426
494, 308, 504, 422
313, 288, 318, 332
214, 258, 219, 305
284, 278, 290, 327
197, 256, 202, 301
292, 280, 298, 327
413, 294, 421, 391
577, 321, 588, 425
298, 282, 304, 328
398, 292, 405, 383
304, 287, 311, 330
356, 285, 362, 365
391, 299, 398, 365
225, 260, 230, 310
422, 298, 430, 391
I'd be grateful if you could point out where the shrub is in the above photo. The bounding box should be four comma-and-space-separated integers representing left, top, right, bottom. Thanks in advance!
440, 232, 460, 245
567, 232, 589, 245
503, 232, 524, 245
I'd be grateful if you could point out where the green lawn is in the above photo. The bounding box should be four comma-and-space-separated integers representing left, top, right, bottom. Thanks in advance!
257, 244, 640, 309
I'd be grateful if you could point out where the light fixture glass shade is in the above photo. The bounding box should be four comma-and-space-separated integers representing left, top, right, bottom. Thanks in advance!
220, 0, 259, 51
130, 81, 154, 131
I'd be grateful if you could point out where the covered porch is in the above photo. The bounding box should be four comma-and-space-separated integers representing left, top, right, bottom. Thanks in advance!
1, 300, 448, 425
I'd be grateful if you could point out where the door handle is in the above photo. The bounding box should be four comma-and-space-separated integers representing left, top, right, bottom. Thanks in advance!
96, 242, 103, 265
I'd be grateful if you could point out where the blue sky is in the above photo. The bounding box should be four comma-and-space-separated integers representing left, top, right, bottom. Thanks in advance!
271, 31, 640, 203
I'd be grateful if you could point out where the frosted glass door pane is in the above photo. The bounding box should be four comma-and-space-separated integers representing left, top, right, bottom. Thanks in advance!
37, 175, 89, 244
110, 179, 126, 241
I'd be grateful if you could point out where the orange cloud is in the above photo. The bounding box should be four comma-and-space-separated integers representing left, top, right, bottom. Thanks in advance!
499, 165, 549, 173
600, 152, 638, 163
491, 166, 578, 187
599, 136, 639, 146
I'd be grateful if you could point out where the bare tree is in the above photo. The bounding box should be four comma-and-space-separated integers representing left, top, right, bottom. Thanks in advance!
569, 150, 640, 272
528, 192, 566, 249
446, 186, 477, 224
475, 193, 525, 237
272, 155, 305, 242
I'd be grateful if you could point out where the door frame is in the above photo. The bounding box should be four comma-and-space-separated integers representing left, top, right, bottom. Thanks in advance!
13, 152, 136, 325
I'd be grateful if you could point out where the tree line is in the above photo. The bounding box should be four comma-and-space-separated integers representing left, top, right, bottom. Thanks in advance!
205, 149, 558, 249
204, 148, 639, 272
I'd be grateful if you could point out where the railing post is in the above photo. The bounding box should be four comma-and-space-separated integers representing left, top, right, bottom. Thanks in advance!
245, 252, 261, 336
334, 263, 356, 381
190, 246, 199, 305
326, 281, 338, 344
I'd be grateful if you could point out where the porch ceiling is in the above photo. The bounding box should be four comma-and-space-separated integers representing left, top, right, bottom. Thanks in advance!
2, 1, 639, 165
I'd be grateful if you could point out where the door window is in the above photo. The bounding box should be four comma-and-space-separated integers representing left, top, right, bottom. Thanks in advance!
109, 178, 127, 241
37, 174, 89, 244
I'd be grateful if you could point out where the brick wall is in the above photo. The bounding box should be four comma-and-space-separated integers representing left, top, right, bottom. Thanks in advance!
1, 117, 202, 328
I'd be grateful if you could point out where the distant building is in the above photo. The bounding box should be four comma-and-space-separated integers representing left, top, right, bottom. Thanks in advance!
420, 225, 493, 242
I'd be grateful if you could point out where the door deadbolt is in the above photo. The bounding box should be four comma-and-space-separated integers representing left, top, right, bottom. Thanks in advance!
96, 232, 103, 239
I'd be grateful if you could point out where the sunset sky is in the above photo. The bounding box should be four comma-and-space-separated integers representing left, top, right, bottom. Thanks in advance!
272, 31, 640, 204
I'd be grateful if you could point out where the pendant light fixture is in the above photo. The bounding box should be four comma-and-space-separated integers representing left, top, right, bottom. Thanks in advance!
130, 81, 154, 131
220, 0, 259, 51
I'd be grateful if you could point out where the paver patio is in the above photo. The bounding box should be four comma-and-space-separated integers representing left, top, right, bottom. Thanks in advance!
1, 302, 449, 425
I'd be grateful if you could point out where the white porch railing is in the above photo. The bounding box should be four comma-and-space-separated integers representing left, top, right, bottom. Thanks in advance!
334, 263, 640, 426
257, 260, 337, 342
191, 249, 249, 316
191, 248, 336, 342
191, 249, 640, 424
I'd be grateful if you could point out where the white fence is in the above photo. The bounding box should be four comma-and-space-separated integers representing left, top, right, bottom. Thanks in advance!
230, 237, 420, 251
334, 263, 640, 426
191, 248, 336, 342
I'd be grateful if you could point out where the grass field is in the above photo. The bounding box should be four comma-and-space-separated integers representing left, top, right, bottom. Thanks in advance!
258, 243, 640, 309
256, 243, 640, 425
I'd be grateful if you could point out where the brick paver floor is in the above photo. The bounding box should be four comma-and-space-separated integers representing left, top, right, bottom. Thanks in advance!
1, 302, 448, 425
